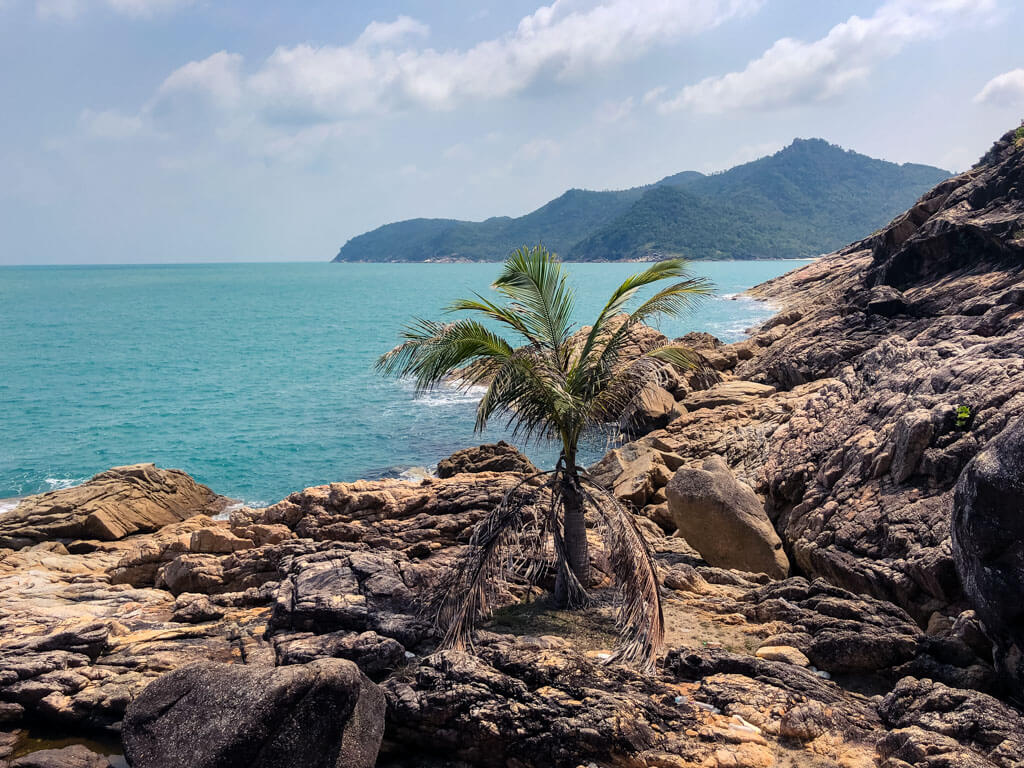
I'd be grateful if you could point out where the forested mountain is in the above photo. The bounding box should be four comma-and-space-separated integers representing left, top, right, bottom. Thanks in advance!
333, 139, 950, 262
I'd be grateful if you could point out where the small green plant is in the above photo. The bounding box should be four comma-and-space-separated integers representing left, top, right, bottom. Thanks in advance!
955, 405, 972, 430
1015, 121, 1024, 149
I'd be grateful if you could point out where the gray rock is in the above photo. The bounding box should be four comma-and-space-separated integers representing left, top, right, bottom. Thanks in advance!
953, 415, 1024, 694
122, 659, 385, 768
890, 409, 934, 483
665, 456, 789, 578
10, 745, 112, 768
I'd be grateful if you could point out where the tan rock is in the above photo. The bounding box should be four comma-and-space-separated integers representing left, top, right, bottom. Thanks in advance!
754, 646, 809, 666
0, 464, 225, 548
189, 527, 254, 554
665, 456, 789, 578
681, 381, 776, 411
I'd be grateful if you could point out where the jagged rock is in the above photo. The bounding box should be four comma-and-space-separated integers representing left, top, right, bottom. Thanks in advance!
866, 285, 909, 317
665, 456, 789, 578
876, 727, 994, 768
158, 554, 225, 595
878, 677, 1024, 767
740, 578, 924, 675
588, 443, 676, 510
952, 415, 1024, 694
436, 441, 538, 478
122, 660, 385, 768
680, 381, 776, 411
890, 409, 934, 483
9, 745, 113, 768
171, 593, 225, 623
272, 630, 405, 680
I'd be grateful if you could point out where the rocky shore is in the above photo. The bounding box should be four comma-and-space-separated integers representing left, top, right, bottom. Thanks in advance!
1, 129, 1023, 767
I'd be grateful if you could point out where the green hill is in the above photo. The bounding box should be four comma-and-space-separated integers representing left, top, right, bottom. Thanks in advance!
332, 139, 949, 262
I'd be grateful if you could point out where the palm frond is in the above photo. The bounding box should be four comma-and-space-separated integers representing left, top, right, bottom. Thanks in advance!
580, 474, 664, 671
431, 471, 559, 652
375, 318, 513, 392
492, 245, 576, 365
575, 260, 708, 365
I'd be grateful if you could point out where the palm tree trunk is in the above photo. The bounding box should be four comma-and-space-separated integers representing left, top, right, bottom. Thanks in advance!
554, 463, 590, 608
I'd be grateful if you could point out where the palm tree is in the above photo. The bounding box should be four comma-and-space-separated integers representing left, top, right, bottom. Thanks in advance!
377, 245, 711, 668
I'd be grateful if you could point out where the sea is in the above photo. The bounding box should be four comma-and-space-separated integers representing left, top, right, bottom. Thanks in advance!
0, 260, 810, 509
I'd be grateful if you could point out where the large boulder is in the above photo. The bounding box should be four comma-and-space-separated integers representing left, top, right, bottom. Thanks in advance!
665, 456, 789, 578
0, 465, 226, 549
122, 659, 385, 768
952, 415, 1024, 692
436, 441, 538, 478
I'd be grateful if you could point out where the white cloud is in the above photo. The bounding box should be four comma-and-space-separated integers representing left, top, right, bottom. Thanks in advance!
79, 108, 145, 139
356, 15, 430, 47
137, 0, 761, 126
974, 68, 1024, 106
595, 96, 634, 123
658, 0, 998, 114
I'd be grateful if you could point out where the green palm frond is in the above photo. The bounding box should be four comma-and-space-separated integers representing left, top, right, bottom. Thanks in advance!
492, 245, 576, 366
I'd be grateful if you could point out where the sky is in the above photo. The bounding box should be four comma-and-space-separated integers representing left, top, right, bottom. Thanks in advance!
1, 0, 1022, 265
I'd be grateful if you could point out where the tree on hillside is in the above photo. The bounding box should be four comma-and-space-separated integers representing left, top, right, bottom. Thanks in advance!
377, 245, 712, 668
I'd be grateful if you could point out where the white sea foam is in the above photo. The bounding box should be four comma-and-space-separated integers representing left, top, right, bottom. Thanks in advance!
44, 476, 84, 491
0, 498, 22, 517
415, 384, 487, 407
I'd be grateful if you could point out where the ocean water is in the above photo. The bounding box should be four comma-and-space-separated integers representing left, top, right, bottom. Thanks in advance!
0, 261, 808, 506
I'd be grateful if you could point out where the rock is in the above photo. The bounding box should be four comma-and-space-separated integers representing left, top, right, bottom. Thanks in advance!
0, 465, 225, 549
171, 593, 226, 623
273, 630, 406, 680
620, 385, 679, 436
890, 409, 934, 483
189, 527, 254, 554
878, 677, 1024, 767
875, 727, 994, 768
9, 745, 113, 768
680, 381, 776, 411
158, 554, 225, 595
866, 285, 909, 317
588, 443, 675, 510
122, 659, 385, 768
952, 415, 1024, 693
436, 441, 538, 478
740, 578, 926, 675
665, 456, 789, 578
754, 646, 809, 666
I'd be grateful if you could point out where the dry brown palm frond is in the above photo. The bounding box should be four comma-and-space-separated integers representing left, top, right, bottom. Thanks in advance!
579, 474, 665, 672
429, 469, 562, 652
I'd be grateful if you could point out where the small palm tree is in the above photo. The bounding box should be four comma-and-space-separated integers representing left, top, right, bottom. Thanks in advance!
377, 245, 711, 668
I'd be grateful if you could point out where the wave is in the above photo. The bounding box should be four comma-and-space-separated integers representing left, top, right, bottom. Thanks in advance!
0, 498, 21, 517
413, 384, 487, 408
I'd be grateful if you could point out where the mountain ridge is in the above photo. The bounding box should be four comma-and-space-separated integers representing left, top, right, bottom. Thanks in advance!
333, 138, 950, 263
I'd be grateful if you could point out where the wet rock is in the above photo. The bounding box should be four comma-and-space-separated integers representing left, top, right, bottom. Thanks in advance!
666, 456, 789, 578
436, 441, 538, 478
0, 465, 225, 549
952, 415, 1024, 693
122, 659, 385, 768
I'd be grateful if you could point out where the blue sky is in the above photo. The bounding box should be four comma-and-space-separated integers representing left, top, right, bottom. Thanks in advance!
1, 0, 1022, 264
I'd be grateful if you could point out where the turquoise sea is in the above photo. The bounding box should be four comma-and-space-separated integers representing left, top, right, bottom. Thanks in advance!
0, 261, 808, 506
